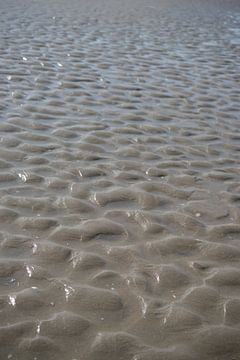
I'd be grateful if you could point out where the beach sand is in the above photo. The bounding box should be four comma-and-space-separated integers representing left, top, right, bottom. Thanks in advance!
0, 0, 240, 359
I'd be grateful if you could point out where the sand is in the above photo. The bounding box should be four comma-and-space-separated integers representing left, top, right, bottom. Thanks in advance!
0, 0, 240, 359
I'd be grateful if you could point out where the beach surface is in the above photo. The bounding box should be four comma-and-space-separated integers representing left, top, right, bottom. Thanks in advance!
0, 0, 240, 359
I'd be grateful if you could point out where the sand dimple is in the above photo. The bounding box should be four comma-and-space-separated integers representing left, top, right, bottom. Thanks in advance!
90, 331, 144, 360
0, 321, 35, 346
0, 0, 240, 359
40, 311, 91, 336
67, 285, 123, 312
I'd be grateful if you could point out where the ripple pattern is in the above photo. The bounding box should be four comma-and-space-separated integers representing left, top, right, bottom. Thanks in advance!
0, 1, 240, 359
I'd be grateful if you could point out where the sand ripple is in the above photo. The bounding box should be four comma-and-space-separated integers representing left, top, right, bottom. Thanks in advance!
0, 0, 240, 359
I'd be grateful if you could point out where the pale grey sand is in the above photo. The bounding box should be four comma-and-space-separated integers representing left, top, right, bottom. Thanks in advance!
0, 0, 240, 359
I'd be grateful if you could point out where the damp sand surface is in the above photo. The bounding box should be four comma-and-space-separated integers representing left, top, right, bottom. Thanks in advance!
0, 0, 240, 359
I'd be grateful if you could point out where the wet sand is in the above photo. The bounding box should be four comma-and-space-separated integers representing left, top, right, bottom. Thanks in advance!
0, 0, 240, 359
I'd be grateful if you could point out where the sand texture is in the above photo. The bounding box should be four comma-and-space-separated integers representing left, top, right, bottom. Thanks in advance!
0, 0, 240, 359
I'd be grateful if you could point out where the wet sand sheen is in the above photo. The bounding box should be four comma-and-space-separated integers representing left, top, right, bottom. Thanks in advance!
0, 0, 240, 359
